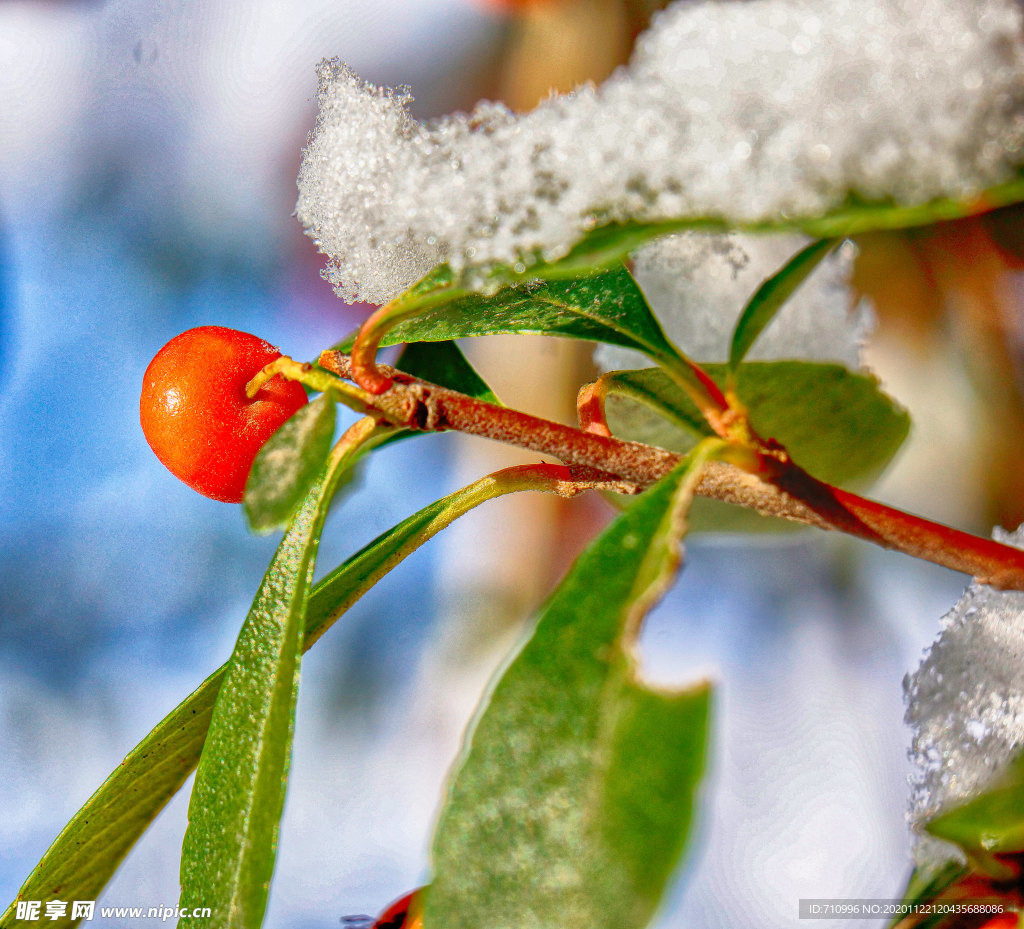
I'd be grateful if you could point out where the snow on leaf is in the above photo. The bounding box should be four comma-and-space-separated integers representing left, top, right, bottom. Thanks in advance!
297, 0, 1024, 305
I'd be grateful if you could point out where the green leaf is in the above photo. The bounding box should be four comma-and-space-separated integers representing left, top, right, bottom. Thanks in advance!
886, 860, 967, 929
394, 340, 500, 405
0, 674, 222, 929
244, 391, 337, 533
339, 262, 723, 424
604, 361, 910, 489
926, 752, 1024, 866
345, 172, 1024, 316
488, 172, 1024, 285
0, 469, 554, 929
364, 265, 681, 367
179, 430, 357, 929
728, 238, 838, 371
304, 467, 567, 649
426, 450, 716, 929
370, 265, 728, 425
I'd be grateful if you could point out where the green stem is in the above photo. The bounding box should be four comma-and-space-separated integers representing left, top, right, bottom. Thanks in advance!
655, 351, 737, 439
303, 462, 636, 650
247, 356, 374, 412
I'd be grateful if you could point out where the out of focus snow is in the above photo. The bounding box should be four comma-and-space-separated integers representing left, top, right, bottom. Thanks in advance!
596, 234, 871, 370
905, 525, 1024, 866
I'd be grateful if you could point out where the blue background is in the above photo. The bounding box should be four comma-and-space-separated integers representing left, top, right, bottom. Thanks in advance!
0, 3, 973, 927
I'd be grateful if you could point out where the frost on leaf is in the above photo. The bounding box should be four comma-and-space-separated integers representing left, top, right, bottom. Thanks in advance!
296, 0, 1024, 305
596, 233, 872, 370
905, 525, 1024, 865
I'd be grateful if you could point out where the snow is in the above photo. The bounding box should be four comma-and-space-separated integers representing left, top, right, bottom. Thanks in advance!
297, 0, 1024, 305
596, 233, 870, 369
905, 525, 1024, 865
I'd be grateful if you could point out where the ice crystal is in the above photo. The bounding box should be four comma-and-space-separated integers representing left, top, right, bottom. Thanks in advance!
905, 525, 1024, 864
297, 0, 1024, 305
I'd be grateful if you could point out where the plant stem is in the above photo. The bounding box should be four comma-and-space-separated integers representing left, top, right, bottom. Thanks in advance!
318, 349, 1024, 589
349, 284, 471, 394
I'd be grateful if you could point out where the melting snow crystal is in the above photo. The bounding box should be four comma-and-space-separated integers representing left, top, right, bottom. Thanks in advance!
297, 0, 1024, 306
905, 525, 1024, 865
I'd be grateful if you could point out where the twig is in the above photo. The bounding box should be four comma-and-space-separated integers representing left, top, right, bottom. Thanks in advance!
317, 350, 1024, 589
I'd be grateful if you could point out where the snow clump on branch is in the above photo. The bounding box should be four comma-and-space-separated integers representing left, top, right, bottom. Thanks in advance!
296, 0, 1024, 306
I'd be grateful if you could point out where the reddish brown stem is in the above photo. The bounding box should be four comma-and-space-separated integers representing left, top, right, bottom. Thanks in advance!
349, 302, 399, 394
577, 381, 613, 438
760, 450, 1024, 588
348, 279, 472, 395
318, 350, 1024, 590
831, 486, 1024, 588
686, 361, 733, 426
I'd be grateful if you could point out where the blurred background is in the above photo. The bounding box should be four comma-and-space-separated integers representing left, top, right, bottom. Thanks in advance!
2, 1, 1023, 927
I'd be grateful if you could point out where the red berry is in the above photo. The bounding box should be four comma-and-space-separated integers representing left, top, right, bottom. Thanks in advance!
979, 915, 1020, 928
140, 326, 308, 503
374, 890, 423, 929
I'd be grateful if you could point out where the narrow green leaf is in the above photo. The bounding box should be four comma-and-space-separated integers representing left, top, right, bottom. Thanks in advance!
302, 475, 519, 648
244, 391, 337, 533
751, 172, 1024, 237
604, 361, 910, 489
0, 470, 554, 929
338, 172, 1024, 324
481, 171, 1024, 286
179, 427, 359, 929
886, 861, 967, 929
394, 340, 500, 405
728, 238, 838, 371
926, 752, 1024, 864
426, 450, 716, 929
0, 675, 222, 929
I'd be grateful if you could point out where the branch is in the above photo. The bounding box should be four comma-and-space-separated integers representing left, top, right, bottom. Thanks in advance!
317, 350, 1024, 590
